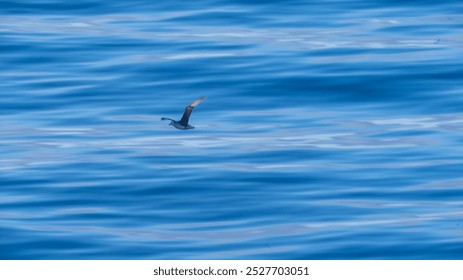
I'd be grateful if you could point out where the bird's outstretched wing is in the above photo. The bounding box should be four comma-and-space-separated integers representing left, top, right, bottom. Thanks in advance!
161, 117, 175, 122
179, 96, 206, 126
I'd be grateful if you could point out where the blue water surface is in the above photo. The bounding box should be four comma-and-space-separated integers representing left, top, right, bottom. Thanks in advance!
1, 0, 463, 259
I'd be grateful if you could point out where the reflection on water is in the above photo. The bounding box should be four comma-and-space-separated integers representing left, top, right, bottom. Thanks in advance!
1, 0, 463, 259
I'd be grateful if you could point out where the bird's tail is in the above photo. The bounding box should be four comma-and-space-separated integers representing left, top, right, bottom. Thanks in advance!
161, 117, 175, 121
188, 96, 207, 108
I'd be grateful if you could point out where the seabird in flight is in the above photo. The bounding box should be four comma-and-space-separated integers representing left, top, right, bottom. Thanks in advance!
161, 96, 207, 130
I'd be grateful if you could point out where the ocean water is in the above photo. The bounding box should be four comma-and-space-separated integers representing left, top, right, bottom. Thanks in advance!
1, 0, 463, 259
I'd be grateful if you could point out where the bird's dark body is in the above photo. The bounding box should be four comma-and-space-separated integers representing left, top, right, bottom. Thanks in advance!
161, 96, 206, 130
